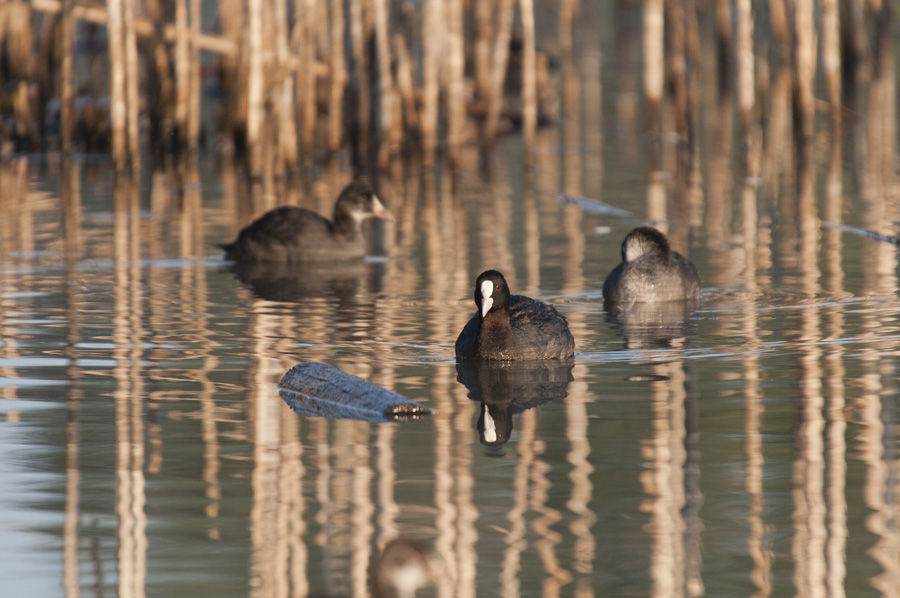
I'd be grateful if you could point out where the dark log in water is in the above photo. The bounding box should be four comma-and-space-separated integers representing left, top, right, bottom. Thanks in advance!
278, 362, 433, 423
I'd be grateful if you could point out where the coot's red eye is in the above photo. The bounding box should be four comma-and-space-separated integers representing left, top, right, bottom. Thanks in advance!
495, 284, 501, 290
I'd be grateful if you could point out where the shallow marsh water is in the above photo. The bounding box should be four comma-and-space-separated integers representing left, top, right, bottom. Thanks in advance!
2, 12, 900, 598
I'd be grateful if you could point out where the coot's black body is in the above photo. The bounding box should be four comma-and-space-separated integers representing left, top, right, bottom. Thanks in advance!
220, 177, 392, 263
455, 270, 575, 361
602, 226, 700, 307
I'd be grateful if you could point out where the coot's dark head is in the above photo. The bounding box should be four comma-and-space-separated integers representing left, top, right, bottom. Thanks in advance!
621, 226, 671, 263
334, 177, 394, 224
474, 269, 511, 318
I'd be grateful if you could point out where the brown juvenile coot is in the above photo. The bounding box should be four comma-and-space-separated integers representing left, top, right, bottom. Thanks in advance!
602, 226, 700, 306
455, 270, 575, 361
220, 177, 393, 262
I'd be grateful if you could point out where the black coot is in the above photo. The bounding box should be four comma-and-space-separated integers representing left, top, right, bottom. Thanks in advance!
455, 270, 575, 361
602, 226, 700, 307
220, 177, 393, 262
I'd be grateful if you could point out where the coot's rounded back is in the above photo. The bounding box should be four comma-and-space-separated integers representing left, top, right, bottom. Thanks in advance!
602, 227, 700, 306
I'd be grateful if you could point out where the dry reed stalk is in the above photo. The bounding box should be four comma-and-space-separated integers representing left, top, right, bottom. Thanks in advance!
349, 0, 371, 164
474, 0, 493, 104
106, 0, 127, 171
483, 0, 515, 144
736, 0, 754, 132
793, 0, 816, 144
560, 0, 579, 177
275, 0, 298, 168
665, 0, 689, 141
420, 0, 443, 163
327, 0, 347, 152
59, 0, 74, 151
821, 0, 841, 124
392, 33, 419, 135
444, 0, 466, 163
714, 0, 732, 95
217, 0, 242, 157
839, 0, 865, 87
123, 0, 140, 167
373, 0, 399, 164
519, 0, 537, 161
246, 0, 264, 174
684, 0, 700, 138
768, 0, 789, 62
643, 0, 664, 135
188, 0, 202, 150
175, 0, 189, 145
299, 0, 318, 158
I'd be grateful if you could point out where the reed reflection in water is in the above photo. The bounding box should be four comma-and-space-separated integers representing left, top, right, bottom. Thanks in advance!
1, 7, 900, 598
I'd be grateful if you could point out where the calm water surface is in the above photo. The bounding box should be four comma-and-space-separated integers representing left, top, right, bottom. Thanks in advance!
2, 19, 900, 598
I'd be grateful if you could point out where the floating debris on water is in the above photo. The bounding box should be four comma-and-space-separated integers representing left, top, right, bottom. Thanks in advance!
277, 362, 433, 423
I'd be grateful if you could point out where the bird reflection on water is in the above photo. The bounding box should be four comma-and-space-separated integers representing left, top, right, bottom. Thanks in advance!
225, 258, 387, 303
455, 360, 574, 450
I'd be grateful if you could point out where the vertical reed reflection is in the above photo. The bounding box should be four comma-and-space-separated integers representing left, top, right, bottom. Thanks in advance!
112, 177, 147, 598
0, 159, 30, 406
565, 378, 596, 597
641, 365, 697, 598
741, 157, 772, 598
792, 150, 826, 596
858, 33, 900, 591
501, 407, 535, 598
63, 158, 83, 598
530, 419, 571, 596
452, 379, 478, 598
424, 169, 466, 595
824, 138, 848, 598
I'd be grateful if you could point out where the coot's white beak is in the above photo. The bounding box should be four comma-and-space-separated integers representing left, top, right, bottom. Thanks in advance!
480, 280, 494, 318
372, 195, 395, 221
482, 409, 497, 443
